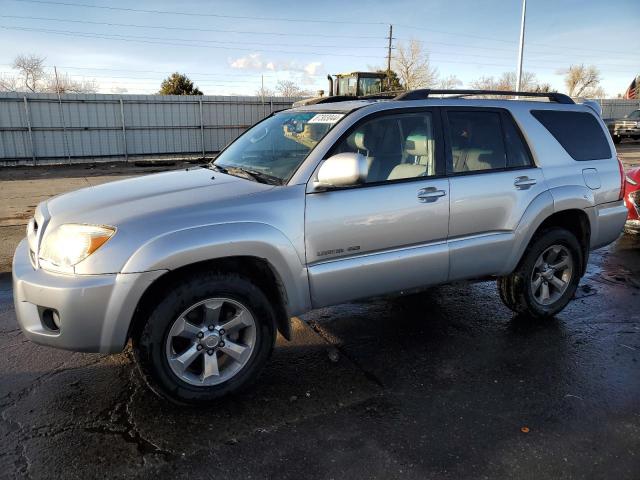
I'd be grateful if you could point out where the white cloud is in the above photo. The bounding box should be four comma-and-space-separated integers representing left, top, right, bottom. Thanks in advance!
230, 53, 264, 70
304, 62, 322, 76
229, 53, 323, 77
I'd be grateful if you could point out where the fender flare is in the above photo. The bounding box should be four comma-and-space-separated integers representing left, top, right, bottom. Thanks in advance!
502, 185, 595, 275
121, 222, 311, 320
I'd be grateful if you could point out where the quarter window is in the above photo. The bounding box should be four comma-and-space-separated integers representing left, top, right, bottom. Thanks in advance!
531, 110, 612, 161
447, 111, 507, 173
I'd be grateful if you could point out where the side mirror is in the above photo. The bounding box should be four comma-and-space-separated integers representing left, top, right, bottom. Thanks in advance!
314, 152, 368, 189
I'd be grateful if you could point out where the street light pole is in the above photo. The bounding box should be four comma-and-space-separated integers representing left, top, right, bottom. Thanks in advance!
515, 0, 527, 92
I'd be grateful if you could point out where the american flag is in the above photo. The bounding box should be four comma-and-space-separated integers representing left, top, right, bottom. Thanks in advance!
624, 76, 638, 99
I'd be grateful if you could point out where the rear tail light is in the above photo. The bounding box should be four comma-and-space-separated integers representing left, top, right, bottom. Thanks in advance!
617, 157, 625, 201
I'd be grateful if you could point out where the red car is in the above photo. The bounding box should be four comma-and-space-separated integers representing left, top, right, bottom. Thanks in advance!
624, 166, 640, 233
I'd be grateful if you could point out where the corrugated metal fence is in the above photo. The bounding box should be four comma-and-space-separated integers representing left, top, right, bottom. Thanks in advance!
0, 93, 302, 166
598, 99, 640, 119
1, 93, 639, 166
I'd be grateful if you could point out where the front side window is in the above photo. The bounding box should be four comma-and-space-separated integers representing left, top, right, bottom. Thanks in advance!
330, 112, 438, 183
213, 111, 344, 184
447, 111, 507, 173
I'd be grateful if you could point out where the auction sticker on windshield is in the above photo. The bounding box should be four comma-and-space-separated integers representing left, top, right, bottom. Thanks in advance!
308, 113, 345, 124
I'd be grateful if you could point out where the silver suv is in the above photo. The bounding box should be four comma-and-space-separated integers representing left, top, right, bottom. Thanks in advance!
13, 90, 627, 404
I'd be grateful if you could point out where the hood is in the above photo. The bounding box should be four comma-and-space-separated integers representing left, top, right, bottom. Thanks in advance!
45, 167, 273, 225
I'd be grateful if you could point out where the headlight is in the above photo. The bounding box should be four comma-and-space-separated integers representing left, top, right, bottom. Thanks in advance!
39, 224, 115, 272
626, 175, 638, 186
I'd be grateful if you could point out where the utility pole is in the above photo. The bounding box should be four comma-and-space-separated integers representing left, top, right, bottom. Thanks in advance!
386, 24, 393, 89
515, 0, 527, 92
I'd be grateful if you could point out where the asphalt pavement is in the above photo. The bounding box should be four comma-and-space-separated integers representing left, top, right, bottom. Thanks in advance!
0, 148, 639, 479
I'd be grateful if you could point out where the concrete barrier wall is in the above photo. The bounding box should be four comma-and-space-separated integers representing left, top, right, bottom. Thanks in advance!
0, 93, 303, 166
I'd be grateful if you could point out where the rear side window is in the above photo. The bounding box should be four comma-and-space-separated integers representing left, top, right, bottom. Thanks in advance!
531, 110, 612, 161
502, 114, 534, 168
447, 111, 507, 173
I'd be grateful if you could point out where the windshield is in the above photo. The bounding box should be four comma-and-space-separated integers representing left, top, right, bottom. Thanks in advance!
213, 111, 344, 184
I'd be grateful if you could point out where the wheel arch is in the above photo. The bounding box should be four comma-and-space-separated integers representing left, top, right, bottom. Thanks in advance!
129, 255, 295, 346
504, 189, 593, 276
123, 222, 312, 344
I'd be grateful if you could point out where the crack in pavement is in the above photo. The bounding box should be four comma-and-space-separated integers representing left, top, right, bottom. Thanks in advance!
307, 319, 385, 389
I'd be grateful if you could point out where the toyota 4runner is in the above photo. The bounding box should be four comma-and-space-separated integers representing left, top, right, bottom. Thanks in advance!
13, 90, 628, 404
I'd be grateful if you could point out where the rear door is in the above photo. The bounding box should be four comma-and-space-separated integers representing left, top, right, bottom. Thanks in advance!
444, 107, 548, 280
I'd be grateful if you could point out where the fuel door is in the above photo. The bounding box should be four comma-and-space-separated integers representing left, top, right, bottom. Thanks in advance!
582, 168, 601, 190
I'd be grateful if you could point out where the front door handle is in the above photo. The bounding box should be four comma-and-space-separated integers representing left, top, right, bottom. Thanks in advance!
417, 187, 446, 203
514, 176, 536, 190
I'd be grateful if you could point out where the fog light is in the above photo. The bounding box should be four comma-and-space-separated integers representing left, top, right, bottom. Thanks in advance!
40, 308, 60, 332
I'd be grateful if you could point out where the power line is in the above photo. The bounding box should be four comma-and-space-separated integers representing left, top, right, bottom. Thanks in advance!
11, 0, 385, 25
9, 0, 635, 59
0, 25, 386, 58
3, 24, 635, 71
397, 23, 638, 58
1, 13, 633, 62
0, 64, 304, 78
0, 14, 384, 40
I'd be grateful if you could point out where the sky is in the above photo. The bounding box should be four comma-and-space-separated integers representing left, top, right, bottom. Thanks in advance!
0, 0, 638, 97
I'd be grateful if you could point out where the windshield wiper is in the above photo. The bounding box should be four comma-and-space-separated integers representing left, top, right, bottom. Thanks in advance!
211, 163, 282, 185
234, 167, 283, 186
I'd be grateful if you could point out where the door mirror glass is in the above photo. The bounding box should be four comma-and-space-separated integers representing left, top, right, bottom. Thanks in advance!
315, 152, 368, 188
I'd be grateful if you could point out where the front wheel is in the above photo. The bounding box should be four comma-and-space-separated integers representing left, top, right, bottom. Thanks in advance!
133, 272, 276, 405
498, 228, 582, 318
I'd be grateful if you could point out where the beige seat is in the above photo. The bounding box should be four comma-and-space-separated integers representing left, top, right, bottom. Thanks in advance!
387, 133, 435, 180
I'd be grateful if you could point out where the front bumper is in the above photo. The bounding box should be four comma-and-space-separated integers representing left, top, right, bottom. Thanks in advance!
613, 127, 640, 137
12, 239, 166, 353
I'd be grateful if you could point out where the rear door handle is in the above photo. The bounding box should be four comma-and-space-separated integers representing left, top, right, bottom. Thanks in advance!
417, 187, 446, 203
514, 176, 536, 190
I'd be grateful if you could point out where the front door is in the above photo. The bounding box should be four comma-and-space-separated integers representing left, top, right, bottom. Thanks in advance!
304, 109, 450, 308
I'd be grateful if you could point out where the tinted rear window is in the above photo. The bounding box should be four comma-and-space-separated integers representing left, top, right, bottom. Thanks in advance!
531, 110, 611, 161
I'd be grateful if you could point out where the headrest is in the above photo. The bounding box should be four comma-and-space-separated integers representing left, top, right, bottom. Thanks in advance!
404, 133, 431, 157
346, 131, 371, 151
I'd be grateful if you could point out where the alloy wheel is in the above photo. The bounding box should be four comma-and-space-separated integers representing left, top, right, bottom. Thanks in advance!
164, 297, 257, 386
530, 245, 574, 306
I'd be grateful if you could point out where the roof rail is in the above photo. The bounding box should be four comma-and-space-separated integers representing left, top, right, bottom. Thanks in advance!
394, 89, 574, 104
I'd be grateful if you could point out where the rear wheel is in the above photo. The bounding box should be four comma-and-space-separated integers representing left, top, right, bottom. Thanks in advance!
613, 135, 622, 144
498, 228, 582, 318
133, 272, 276, 405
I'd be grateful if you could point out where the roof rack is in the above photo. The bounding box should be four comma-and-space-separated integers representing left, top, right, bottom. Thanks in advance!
393, 89, 574, 104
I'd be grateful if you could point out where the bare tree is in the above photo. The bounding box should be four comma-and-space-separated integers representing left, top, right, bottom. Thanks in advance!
470, 71, 542, 92
393, 39, 438, 90
438, 75, 462, 90
45, 74, 98, 94
255, 86, 275, 98
12, 54, 46, 92
0, 74, 19, 92
564, 64, 605, 98
275, 80, 311, 98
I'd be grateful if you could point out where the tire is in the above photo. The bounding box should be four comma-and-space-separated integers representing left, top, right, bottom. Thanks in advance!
133, 271, 276, 405
613, 135, 621, 144
497, 228, 582, 318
